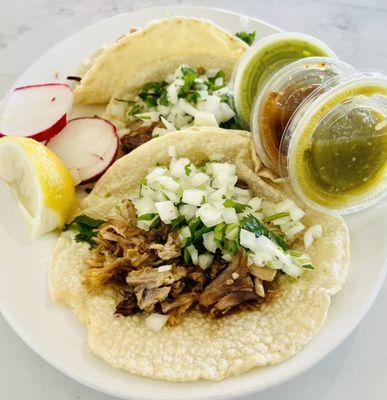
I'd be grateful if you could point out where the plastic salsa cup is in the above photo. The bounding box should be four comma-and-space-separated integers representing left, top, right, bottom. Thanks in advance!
251, 57, 354, 172
279, 72, 387, 214
233, 32, 337, 128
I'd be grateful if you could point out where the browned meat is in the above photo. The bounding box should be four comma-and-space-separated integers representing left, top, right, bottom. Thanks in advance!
121, 121, 158, 154
199, 252, 259, 314
136, 287, 171, 311
149, 231, 181, 260
213, 291, 259, 313
187, 268, 206, 292
161, 292, 198, 324
254, 277, 265, 297
86, 199, 282, 324
236, 179, 249, 189
115, 291, 139, 316
126, 267, 174, 288
249, 264, 277, 281
170, 280, 185, 297
263, 280, 282, 301
207, 259, 227, 280
85, 257, 133, 288
126, 266, 187, 289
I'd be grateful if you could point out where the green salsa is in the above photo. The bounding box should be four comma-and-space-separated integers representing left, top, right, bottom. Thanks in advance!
237, 37, 332, 125
306, 108, 387, 193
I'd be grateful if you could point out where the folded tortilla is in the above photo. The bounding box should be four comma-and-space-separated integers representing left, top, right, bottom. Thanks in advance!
49, 128, 349, 381
74, 17, 248, 104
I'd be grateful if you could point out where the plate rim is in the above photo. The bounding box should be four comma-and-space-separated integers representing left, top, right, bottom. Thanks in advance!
0, 5, 386, 400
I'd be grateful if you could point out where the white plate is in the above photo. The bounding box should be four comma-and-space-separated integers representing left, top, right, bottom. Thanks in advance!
0, 6, 386, 400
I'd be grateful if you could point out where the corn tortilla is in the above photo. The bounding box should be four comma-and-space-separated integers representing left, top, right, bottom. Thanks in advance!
49, 128, 349, 381
74, 17, 248, 104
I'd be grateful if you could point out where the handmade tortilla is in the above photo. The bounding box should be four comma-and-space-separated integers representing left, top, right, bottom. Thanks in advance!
74, 17, 248, 104
49, 128, 349, 381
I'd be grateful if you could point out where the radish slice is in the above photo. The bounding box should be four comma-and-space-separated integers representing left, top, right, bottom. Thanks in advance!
0, 83, 73, 141
47, 117, 118, 185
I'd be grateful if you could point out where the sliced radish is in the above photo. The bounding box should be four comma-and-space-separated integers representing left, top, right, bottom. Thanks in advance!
0, 83, 73, 141
47, 117, 118, 185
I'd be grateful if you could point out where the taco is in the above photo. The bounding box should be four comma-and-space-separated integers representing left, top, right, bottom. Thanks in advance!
49, 128, 349, 381
73, 17, 248, 155
74, 17, 248, 105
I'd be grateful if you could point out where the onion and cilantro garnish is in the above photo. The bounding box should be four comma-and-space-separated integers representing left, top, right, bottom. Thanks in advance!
130, 150, 321, 278
235, 31, 256, 46
109, 65, 239, 137
64, 215, 104, 247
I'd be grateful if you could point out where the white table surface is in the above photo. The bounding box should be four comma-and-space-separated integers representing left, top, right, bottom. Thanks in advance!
0, 0, 386, 399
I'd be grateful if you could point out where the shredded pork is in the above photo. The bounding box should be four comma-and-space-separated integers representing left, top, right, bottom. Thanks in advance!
85, 201, 281, 324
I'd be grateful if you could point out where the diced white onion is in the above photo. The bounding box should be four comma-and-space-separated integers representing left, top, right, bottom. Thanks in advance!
198, 253, 214, 269
133, 196, 156, 215
290, 206, 305, 221
178, 226, 191, 242
203, 231, 217, 253
179, 204, 198, 221
304, 224, 323, 249
145, 313, 169, 332
155, 201, 178, 223
157, 264, 172, 272
282, 263, 303, 278
186, 245, 199, 265
222, 207, 238, 224
196, 204, 223, 227
157, 175, 180, 192
170, 158, 191, 178
182, 189, 207, 206
194, 111, 218, 127
222, 252, 233, 262
248, 197, 262, 211
239, 229, 258, 251
225, 226, 239, 240
189, 172, 210, 187
146, 166, 168, 182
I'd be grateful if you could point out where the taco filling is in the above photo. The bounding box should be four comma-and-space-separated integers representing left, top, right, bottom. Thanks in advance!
107, 65, 238, 154
70, 152, 321, 330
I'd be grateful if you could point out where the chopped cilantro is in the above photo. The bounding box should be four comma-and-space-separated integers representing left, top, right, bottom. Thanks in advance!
159, 91, 169, 106
138, 81, 168, 107
138, 213, 157, 221
192, 225, 212, 242
64, 215, 105, 247
214, 222, 227, 247
188, 217, 202, 234
127, 104, 144, 116
235, 31, 256, 46
184, 163, 192, 176
241, 214, 288, 251
263, 212, 289, 223
220, 117, 243, 130
185, 90, 201, 104
170, 215, 186, 230
223, 199, 250, 213
183, 247, 191, 263
224, 239, 239, 255
178, 66, 201, 103
115, 98, 135, 104
205, 69, 226, 93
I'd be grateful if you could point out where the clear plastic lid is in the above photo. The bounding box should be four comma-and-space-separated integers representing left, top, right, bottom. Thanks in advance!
279, 72, 387, 214
251, 57, 354, 172
233, 32, 337, 128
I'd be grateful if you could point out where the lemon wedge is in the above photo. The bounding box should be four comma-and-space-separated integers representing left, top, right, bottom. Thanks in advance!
0, 136, 75, 236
